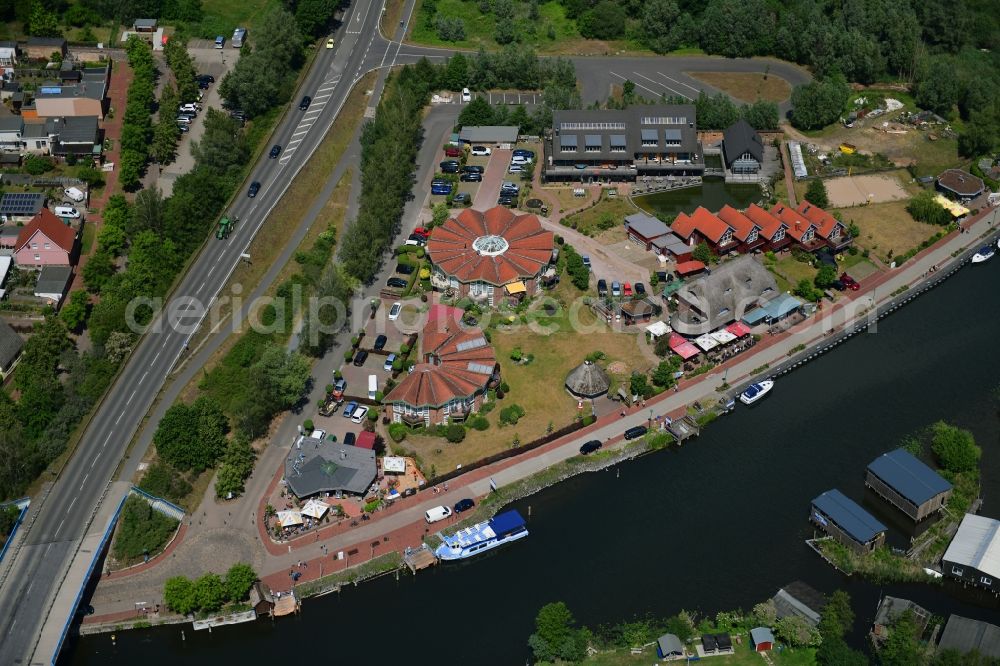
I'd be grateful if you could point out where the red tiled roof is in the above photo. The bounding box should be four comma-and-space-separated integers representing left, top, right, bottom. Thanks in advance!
15, 209, 76, 253
795, 200, 843, 240
675, 260, 706, 275
426, 207, 553, 286
671, 207, 732, 243
385, 311, 496, 409
743, 204, 787, 240
716, 205, 759, 242
769, 203, 814, 241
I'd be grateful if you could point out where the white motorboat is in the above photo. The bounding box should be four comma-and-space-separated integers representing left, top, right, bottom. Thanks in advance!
739, 379, 774, 406
972, 244, 995, 263
434, 510, 528, 561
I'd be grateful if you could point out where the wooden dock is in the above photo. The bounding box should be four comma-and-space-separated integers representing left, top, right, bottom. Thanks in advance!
403, 545, 437, 573
667, 416, 700, 444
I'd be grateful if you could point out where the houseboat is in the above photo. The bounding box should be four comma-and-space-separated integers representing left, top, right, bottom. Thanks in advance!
434, 510, 528, 561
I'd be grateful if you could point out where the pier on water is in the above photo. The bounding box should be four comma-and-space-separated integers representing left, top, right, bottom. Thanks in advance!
404, 544, 437, 573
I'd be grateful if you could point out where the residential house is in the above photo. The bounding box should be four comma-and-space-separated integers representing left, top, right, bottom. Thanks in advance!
942, 514, 1000, 592
721, 119, 763, 174
744, 204, 791, 252
22, 37, 67, 60
14, 209, 77, 267
865, 448, 952, 522
810, 489, 887, 554
650, 232, 692, 261
624, 212, 670, 250
386, 305, 499, 426
0, 116, 23, 152
671, 207, 736, 255
0, 319, 24, 379
716, 205, 764, 253
796, 200, 852, 251
0, 192, 46, 223
0, 41, 17, 70
49, 116, 101, 158
545, 105, 704, 182
670, 255, 778, 335
770, 203, 824, 251
25, 66, 109, 121
34, 264, 72, 305
0, 81, 22, 102
938, 616, 1000, 659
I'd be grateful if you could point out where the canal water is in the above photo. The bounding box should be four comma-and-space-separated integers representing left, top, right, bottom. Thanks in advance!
634, 178, 761, 220
65, 260, 1000, 664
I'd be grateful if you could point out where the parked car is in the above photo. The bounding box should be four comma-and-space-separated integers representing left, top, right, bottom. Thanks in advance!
342, 401, 359, 418
386, 277, 408, 289
511, 154, 533, 164
597, 279, 608, 296
461, 87, 471, 102
444, 146, 462, 158
623, 282, 633, 297
214, 35, 225, 48
831, 279, 846, 291
298, 95, 312, 110
196, 74, 215, 83
175, 115, 193, 125
326, 37, 335, 49
579, 439, 602, 455
54, 205, 80, 219
388, 302, 402, 320
498, 196, 516, 206
332, 378, 346, 397
453, 192, 471, 205
635, 282, 646, 295
247, 181, 261, 198
177, 123, 190, 133
431, 181, 453, 195
179, 103, 199, 114
462, 165, 484, 173
611, 281, 621, 297
402, 487, 417, 498
373, 334, 387, 351
454, 498, 475, 513
396, 263, 414, 275
470, 146, 491, 156
269, 145, 281, 159
407, 233, 426, 245
500, 181, 520, 192
353, 350, 369, 366
384, 353, 397, 371
198, 79, 211, 90
840, 273, 860, 291
439, 160, 460, 173
624, 425, 648, 440
582, 255, 591, 270
351, 405, 369, 423
344, 432, 356, 446
512, 149, 534, 158
460, 172, 482, 182
508, 164, 523, 173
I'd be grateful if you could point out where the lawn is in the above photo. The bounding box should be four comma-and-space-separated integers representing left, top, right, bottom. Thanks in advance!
542, 186, 597, 214
586, 641, 816, 665
769, 255, 817, 292
560, 195, 636, 236
688, 71, 793, 103
833, 200, 941, 264
200, 0, 280, 34
396, 282, 655, 475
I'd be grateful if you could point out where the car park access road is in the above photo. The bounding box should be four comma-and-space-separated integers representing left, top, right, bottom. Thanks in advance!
0, 1, 448, 661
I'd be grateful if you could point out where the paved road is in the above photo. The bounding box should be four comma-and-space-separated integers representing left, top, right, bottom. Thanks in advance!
0, 0, 447, 661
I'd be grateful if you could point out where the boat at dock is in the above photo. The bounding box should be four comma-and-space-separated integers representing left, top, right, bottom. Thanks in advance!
434, 510, 529, 561
739, 380, 774, 406
972, 245, 995, 263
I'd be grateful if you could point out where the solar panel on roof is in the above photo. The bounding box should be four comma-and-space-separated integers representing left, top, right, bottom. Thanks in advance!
467, 362, 493, 374
456, 337, 487, 352
0, 193, 44, 215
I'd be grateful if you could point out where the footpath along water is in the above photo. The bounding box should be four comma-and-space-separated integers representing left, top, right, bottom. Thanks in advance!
65, 259, 1000, 664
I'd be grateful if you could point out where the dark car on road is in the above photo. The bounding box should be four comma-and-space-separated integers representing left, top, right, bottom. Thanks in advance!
353, 350, 369, 366
460, 172, 482, 182
269, 145, 281, 159
454, 498, 475, 513
402, 487, 417, 498
624, 425, 648, 440
579, 439, 602, 455
298, 95, 312, 110
840, 273, 860, 290
247, 181, 261, 198
386, 277, 408, 289
373, 334, 387, 351
396, 263, 414, 275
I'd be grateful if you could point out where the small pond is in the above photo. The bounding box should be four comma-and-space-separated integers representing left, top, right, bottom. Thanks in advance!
634, 178, 762, 221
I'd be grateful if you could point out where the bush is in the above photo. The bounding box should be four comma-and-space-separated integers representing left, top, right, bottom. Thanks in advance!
499, 403, 526, 426
388, 423, 408, 442
445, 424, 466, 442
469, 416, 489, 430
112, 496, 179, 563
138, 462, 192, 504
930, 421, 980, 474
303, 419, 314, 432
24, 155, 53, 175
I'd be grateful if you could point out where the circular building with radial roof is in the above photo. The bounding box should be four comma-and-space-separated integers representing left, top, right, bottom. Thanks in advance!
426, 206, 555, 306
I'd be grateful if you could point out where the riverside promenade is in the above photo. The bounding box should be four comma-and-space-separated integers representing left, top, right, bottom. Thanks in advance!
82, 206, 999, 630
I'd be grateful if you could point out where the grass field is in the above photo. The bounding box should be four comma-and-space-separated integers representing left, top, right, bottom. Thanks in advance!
833, 200, 940, 264
688, 71, 793, 103
770, 256, 817, 292
561, 195, 636, 236
200, 0, 280, 34
586, 642, 816, 665
398, 282, 654, 474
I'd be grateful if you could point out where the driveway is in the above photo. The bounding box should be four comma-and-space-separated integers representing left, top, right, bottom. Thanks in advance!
473, 148, 511, 209
536, 213, 648, 286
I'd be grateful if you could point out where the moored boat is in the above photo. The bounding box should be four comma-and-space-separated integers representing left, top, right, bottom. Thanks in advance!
739, 379, 774, 406
434, 510, 528, 561
972, 244, 995, 263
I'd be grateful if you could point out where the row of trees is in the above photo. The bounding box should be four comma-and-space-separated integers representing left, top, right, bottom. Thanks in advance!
163, 563, 257, 616
151, 37, 201, 164
121, 37, 156, 190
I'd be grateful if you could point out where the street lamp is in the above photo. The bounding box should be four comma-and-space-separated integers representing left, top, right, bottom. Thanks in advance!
648, 409, 653, 427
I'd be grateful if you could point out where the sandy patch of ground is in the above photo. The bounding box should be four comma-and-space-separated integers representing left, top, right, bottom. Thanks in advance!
825, 174, 910, 207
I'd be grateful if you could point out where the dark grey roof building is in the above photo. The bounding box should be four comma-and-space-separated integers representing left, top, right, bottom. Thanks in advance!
34, 265, 73, 305
458, 126, 519, 144
865, 448, 952, 521
0, 319, 24, 377
656, 633, 684, 659
811, 488, 887, 554
938, 615, 1000, 659
565, 360, 610, 398
937, 169, 985, 200
871, 596, 930, 647
284, 437, 377, 499
545, 105, 704, 182
624, 212, 670, 249
722, 119, 763, 173
771, 581, 827, 627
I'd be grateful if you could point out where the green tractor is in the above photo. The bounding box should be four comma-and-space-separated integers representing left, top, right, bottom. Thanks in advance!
216, 216, 234, 239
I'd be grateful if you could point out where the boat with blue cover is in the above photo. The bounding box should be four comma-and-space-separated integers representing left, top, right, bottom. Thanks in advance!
434, 509, 529, 561
739, 379, 774, 406
971, 244, 995, 263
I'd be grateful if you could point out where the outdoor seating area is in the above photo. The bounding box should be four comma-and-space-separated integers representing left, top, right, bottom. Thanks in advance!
666, 321, 756, 368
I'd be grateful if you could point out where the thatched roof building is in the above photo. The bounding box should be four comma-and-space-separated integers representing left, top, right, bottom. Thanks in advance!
565, 360, 610, 398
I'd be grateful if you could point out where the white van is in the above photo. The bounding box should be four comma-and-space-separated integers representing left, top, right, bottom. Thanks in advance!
368, 374, 377, 400
63, 186, 85, 202
425, 505, 452, 523
54, 205, 80, 219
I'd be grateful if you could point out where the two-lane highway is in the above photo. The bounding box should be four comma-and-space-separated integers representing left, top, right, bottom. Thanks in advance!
0, 1, 442, 662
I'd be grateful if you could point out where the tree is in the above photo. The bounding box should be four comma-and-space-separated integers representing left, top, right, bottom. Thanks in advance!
191, 110, 249, 175
215, 435, 256, 498
441, 53, 469, 90
790, 76, 850, 130
914, 56, 960, 117
445, 424, 465, 443
805, 179, 830, 209
692, 242, 713, 265
795, 278, 822, 302
164, 576, 197, 615
629, 373, 652, 399
224, 563, 257, 602
153, 397, 229, 472
132, 187, 165, 237
578, 1, 626, 40
815, 264, 838, 289
879, 609, 922, 666
930, 421, 980, 474
457, 96, 497, 128
906, 190, 952, 226
76, 165, 105, 188
753, 600, 778, 626
193, 573, 226, 613
529, 602, 590, 663
642, 0, 681, 53
699, 0, 772, 59
295, 0, 337, 37
651, 358, 680, 387
24, 154, 53, 175
27, 1, 59, 36
60, 290, 90, 332
775, 615, 820, 647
